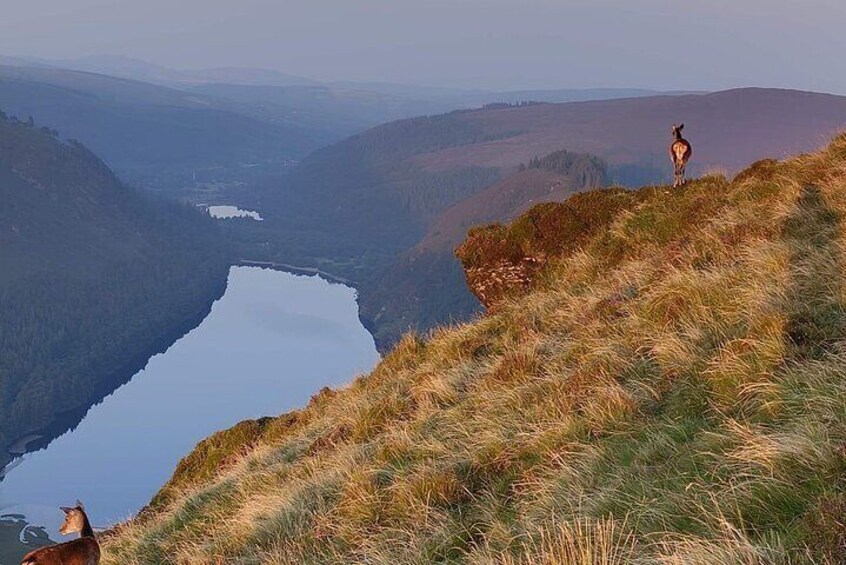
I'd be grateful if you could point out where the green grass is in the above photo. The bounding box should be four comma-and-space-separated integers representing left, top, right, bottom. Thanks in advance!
103, 136, 846, 564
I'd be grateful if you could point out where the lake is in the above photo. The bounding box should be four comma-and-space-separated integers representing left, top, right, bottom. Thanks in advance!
0, 266, 379, 558
207, 205, 262, 220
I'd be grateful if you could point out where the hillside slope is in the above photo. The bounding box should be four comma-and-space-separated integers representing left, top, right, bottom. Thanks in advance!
0, 113, 231, 471
103, 136, 846, 563
238, 88, 846, 350
0, 65, 327, 194
360, 152, 609, 348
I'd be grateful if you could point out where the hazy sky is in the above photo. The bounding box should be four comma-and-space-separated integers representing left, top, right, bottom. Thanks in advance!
2, 0, 845, 92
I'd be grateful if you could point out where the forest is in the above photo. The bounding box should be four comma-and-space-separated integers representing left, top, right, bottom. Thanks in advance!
0, 113, 231, 466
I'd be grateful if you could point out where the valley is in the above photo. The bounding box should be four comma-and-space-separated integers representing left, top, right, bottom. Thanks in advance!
228, 88, 846, 349
3, 49, 846, 565
0, 267, 378, 563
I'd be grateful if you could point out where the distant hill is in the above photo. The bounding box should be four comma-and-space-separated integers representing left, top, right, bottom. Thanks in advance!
0, 65, 333, 195
185, 84, 687, 142
0, 113, 231, 471
185, 83, 462, 140
1, 57, 701, 199
22, 54, 321, 88
235, 88, 846, 349
410, 88, 846, 176
327, 82, 690, 106
28, 55, 689, 103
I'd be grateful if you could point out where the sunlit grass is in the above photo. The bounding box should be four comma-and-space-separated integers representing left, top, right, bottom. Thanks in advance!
103, 135, 846, 564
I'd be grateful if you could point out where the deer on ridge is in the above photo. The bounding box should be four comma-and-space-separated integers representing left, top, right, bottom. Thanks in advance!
670, 123, 693, 188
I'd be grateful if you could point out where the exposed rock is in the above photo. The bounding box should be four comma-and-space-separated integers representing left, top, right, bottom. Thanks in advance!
456, 188, 640, 308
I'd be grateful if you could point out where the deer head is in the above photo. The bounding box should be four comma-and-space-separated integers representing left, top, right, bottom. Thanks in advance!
58, 501, 87, 536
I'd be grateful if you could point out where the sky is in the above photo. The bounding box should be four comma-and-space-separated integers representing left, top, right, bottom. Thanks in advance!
2, 0, 845, 93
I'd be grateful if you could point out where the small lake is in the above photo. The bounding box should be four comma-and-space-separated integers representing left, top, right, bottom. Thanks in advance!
207, 205, 262, 220
0, 266, 379, 557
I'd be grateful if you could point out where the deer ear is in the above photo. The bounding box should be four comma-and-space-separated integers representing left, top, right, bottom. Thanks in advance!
75, 500, 85, 511
679, 123, 684, 130
60, 507, 73, 514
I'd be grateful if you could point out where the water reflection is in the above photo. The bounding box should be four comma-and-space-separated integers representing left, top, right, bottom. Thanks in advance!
207, 205, 262, 220
0, 267, 378, 561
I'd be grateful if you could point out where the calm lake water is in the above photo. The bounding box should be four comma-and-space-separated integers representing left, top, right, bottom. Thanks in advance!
0, 266, 379, 551
207, 205, 262, 220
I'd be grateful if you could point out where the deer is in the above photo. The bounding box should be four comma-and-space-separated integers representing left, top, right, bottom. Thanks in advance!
670, 123, 693, 188
20, 501, 100, 565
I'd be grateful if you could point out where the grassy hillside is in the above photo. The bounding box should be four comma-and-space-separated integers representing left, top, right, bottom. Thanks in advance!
103, 136, 846, 563
236, 88, 846, 351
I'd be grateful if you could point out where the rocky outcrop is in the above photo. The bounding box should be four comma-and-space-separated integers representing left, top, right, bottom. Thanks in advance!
460, 256, 545, 308
456, 188, 641, 308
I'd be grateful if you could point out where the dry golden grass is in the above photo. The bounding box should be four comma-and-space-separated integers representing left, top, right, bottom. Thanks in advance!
103, 135, 846, 564
493, 517, 637, 565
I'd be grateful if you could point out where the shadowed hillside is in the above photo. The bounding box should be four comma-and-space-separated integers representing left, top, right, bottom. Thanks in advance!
102, 135, 846, 564
0, 113, 231, 476
360, 151, 609, 348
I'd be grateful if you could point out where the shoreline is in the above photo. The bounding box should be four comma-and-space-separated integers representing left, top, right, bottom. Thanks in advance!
0, 275, 229, 473
238, 259, 354, 286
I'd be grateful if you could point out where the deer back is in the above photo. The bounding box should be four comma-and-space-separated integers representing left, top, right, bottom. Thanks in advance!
670, 139, 692, 164
20, 537, 100, 565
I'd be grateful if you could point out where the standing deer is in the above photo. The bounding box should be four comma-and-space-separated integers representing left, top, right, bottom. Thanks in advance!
670, 123, 693, 188
20, 501, 100, 565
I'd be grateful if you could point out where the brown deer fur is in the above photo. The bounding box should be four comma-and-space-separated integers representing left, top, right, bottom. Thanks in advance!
670, 123, 693, 188
20, 502, 100, 565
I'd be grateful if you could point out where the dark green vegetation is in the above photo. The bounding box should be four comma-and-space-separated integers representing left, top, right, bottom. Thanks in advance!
227, 89, 846, 351
361, 151, 610, 347
105, 136, 846, 565
0, 112, 231, 470
456, 188, 639, 307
